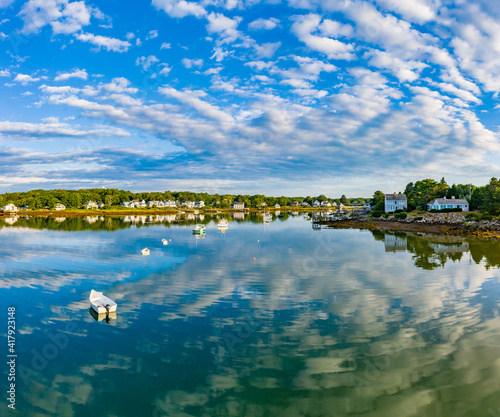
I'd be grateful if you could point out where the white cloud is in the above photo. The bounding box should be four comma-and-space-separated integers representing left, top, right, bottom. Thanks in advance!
159, 66, 172, 76
136, 55, 160, 71
19, 0, 92, 35
160, 42, 171, 49
248, 17, 279, 31
13, 73, 41, 85
206, 12, 241, 44
99, 77, 138, 94
0, 0, 14, 8
146, 29, 158, 40
0, 120, 130, 138
0, 69, 10, 77
151, 0, 206, 18
253, 42, 281, 58
125, 32, 135, 40
54, 68, 88, 81
182, 58, 204, 68
75, 32, 131, 52
291, 14, 355, 60
367, 49, 427, 82
0, 32, 7, 40
374, 0, 436, 24
203, 67, 223, 76
159, 86, 234, 123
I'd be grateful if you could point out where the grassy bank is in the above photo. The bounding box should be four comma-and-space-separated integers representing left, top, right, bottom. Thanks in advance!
0, 206, 329, 219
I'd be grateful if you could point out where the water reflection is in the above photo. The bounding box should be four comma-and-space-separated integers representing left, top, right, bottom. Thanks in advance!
1, 217, 500, 416
373, 230, 500, 270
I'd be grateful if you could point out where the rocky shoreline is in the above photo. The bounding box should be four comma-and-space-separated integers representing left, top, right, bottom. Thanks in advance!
321, 212, 500, 238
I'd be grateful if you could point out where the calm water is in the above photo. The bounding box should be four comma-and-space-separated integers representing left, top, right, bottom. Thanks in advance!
2, 214, 500, 417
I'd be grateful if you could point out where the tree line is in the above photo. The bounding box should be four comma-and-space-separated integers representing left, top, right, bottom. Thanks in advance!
370, 177, 500, 215
0, 188, 367, 210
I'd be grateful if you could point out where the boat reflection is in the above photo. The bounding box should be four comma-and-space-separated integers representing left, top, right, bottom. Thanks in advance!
89, 308, 117, 324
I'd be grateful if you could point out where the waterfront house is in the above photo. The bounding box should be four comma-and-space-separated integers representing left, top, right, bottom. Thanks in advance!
426, 196, 469, 211
321, 201, 332, 207
289, 201, 300, 207
313, 200, 321, 207
124, 200, 147, 208
301, 202, 310, 207
274, 204, 280, 209
183, 201, 195, 209
84, 201, 98, 209
232, 201, 245, 210
54, 203, 66, 211
195, 201, 205, 208
384, 193, 407, 212
2, 203, 18, 213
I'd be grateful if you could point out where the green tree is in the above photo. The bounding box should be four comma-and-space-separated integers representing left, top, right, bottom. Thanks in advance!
340, 195, 350, 206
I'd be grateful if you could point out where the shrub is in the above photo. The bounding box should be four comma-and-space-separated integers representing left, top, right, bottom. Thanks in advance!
414, 216, 423, 221
394, 212, 408, 219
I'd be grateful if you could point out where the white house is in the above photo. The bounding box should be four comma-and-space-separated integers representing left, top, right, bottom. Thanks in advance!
195, 201, 205, 208
2, 203, 18, 212
122, 200, 147, 208
84, 201, 98, 209
426, 196, 469, 211
54, 203, 66, 211
183, 201, 195, 209
312, 200, 321, 207
384, 193, 407, 212
232, 201, 245, 210
274, 204, 280, 209
321, 201, 332, 207
148, 200, 162, 208
301, 202, 310, 206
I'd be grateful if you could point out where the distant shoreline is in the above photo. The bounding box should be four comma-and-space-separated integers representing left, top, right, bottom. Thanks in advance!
0, 206, 326, 219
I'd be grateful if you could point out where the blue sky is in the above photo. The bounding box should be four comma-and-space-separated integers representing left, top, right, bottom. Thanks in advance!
0, 0, 499, 197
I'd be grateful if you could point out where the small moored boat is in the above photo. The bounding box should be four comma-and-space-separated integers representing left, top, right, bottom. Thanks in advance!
141, 248, 150, 255
89, 289, 117, 314
162, 239, 168, 245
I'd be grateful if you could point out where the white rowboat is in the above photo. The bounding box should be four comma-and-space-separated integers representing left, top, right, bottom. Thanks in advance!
89, 289, 117, 314
141, 248, 150, 255
162, 239, 168, 245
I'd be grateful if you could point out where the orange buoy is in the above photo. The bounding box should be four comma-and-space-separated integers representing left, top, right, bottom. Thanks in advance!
253, 257, 256, 260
